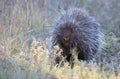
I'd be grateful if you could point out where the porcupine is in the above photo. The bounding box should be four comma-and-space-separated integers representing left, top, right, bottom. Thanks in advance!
52, 8, 102, 64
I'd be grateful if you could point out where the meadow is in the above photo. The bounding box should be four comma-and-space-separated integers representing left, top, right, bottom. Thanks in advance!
0, 0, 120, 79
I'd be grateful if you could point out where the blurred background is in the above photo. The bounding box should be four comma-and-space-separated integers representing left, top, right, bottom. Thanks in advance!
0, 0, 120, 37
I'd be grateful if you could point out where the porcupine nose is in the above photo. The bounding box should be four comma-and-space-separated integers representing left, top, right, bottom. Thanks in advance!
64, 36, 70, 41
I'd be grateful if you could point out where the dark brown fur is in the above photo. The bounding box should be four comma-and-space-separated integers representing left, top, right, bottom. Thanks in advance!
52, 8, 101, 63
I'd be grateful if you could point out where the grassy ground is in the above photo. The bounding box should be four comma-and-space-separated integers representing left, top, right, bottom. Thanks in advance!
0, 33, 120, 79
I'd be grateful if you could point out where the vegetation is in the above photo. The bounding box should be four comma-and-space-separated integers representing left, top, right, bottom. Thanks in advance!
0, 0, 120, 79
